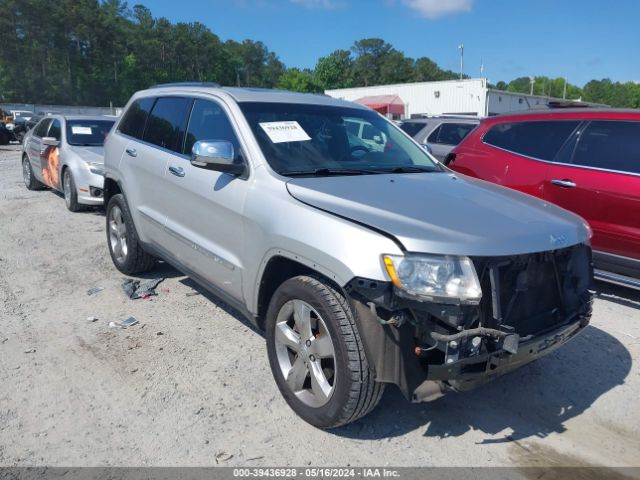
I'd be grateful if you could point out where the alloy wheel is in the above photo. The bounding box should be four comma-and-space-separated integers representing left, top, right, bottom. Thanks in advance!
63, 171, 72, 208
108, 205, 128, 263
22, 159, 31, 187
274, 299, 336, 408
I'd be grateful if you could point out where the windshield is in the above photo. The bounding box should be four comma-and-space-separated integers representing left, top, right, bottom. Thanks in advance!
65, 119, 115, 146
239, 102, 441, 176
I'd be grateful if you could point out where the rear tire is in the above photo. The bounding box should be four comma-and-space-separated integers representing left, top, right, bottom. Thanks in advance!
22, 156, 44, 190
106, 193, 155, 274
265, 275, 384, 429
63, 168, 84, 212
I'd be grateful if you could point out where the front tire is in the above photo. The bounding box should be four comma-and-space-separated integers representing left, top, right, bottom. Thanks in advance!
265, 275, 384, 429
63, 168, 84, 212
106, 193, 155, 274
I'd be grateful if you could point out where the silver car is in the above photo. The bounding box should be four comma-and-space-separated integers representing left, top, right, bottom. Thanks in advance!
21, 115, 115, 211
103, 83, 593, 429
400, 116, 479, 162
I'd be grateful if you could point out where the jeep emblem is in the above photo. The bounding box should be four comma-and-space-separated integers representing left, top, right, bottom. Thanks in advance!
550, 234, 568, 247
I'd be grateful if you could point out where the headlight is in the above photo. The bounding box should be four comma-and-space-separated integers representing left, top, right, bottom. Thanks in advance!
383, 253, 482, 304
87, 162, 105, 176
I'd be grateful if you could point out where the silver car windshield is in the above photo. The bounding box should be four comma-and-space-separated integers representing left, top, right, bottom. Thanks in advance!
239, 102, 441, 176
66, 120, 115, 146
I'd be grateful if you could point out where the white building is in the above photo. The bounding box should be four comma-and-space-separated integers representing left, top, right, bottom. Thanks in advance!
325, 78, 597, 119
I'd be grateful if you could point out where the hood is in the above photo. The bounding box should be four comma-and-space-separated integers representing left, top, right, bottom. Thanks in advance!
286, 172, 590, 257
68, 145, 104, 163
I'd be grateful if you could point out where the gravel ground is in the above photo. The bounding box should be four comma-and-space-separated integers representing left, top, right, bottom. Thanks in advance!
0, 145, 639, 468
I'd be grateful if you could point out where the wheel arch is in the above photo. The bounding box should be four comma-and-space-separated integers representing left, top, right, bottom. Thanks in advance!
255, 253, 346, 330
103, 176, 123, 207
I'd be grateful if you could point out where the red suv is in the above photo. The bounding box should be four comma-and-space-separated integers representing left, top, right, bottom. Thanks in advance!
447, 109, 640, 289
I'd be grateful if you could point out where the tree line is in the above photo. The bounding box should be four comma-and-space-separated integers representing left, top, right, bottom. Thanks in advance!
1, 0, 638, 109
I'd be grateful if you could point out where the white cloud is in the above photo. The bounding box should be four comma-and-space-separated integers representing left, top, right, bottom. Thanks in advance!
402, 0, 473, 19
289, 0, 343, 8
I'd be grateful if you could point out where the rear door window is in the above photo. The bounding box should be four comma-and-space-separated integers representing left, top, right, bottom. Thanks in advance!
400, 122, 427, 137
483, 120, 580, 161
571, 121, 640, 174
142, 97, 191, 153
428, 122, 476, 145
118, 97, 155, 140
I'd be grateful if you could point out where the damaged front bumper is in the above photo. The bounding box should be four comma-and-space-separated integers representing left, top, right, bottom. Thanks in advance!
414, 316, 588, 401
345, 243, 594, 402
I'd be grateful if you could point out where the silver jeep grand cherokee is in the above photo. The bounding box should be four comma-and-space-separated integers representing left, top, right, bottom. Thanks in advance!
103, 83, 593, 429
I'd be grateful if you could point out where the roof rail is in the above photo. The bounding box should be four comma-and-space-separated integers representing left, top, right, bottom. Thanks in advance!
150, 82, 221, 89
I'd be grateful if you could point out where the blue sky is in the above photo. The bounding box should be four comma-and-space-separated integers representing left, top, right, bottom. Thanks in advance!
140, 0, 639, 86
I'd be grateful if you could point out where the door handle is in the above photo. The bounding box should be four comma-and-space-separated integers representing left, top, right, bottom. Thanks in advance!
168, 166, 185, 177
551, 179, 576, 188
125, 148, 137, 157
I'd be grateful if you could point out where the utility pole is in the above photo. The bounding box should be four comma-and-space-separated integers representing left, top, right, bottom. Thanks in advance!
563, 77, 567, 99
458, 43, 464, 80
529, 76, 535, 95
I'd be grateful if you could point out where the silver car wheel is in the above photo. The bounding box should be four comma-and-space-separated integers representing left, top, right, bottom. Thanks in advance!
274, 299, 336, 408
63, 170, 72, 208
108, 205, 128, 263
22, 159, 31, 186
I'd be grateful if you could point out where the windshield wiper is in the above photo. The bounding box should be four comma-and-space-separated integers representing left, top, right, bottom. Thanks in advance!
281, 168, 383, 177
377, 166, 438, 174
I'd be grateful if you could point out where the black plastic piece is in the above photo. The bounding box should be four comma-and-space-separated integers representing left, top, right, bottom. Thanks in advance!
150, 82, 221, 89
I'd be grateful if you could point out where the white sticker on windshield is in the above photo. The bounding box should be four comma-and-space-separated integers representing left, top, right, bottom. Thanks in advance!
71, 126, 93, 135
259, 121, 311, 144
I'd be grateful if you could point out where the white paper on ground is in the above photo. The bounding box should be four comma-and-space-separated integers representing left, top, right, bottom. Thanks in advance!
259, 121, 311, 144
71, 126, 93, 135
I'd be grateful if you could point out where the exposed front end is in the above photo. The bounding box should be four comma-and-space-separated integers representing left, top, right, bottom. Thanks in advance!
346, 243, 593, 401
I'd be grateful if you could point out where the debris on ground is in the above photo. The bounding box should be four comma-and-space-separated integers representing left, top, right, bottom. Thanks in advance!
186, 291, 200, 297
87, 316, 99, 323
121, 278, 165, 300
86, 286, 104, 296
24, 348, 36, 354
215, 451, 233, 463
120, 317, 139, 328
108, 317, 139, 329
1, 336, 8, 344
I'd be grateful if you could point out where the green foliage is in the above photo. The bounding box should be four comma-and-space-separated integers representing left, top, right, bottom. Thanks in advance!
582, 79, 640, 107
0, 0, 284, 105
277, 68, 322, 93
0, 1, 637, 107
314, 50, 354, 89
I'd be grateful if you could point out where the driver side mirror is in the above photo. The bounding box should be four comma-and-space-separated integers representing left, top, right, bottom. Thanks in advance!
42, 136, 60, 147
191, 140, 245, 176
421, 144, 433, 154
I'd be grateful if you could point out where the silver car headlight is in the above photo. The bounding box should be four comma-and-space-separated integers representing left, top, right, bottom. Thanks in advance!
383, 253, 482, 304
87, 162, 105, 176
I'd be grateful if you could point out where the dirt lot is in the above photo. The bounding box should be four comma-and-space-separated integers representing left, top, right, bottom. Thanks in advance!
0, 145, 639, 468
